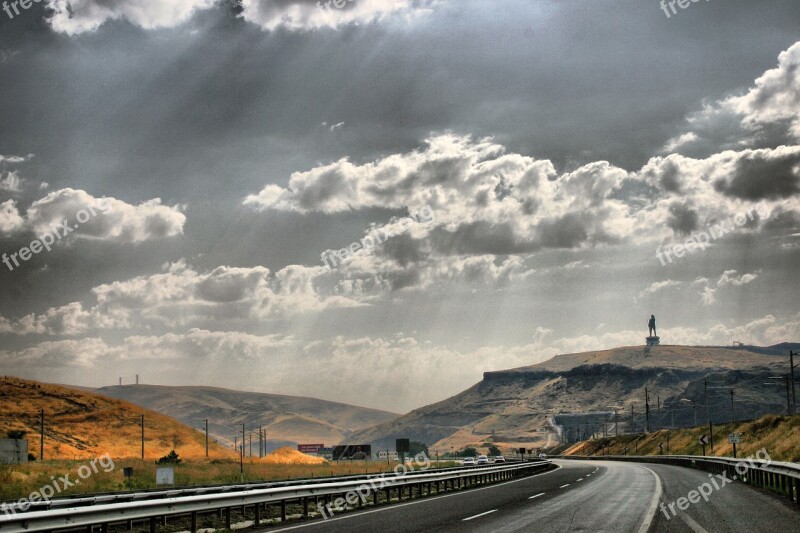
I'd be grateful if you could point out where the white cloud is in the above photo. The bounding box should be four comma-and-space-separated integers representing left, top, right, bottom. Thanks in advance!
0, 200, 24, 233
636, 280, 682, 302
0, 171, 22, 192
22, 188, 186, 243
45, 0, 436, 35
717, 269, 759, 287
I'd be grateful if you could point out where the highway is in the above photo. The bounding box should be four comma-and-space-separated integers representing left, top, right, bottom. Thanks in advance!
266, 460, 800, 532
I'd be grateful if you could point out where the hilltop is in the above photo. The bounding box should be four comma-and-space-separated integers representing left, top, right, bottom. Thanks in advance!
94, 384, 399, 451
0, 377, 236, 460
347, 344, 793, 453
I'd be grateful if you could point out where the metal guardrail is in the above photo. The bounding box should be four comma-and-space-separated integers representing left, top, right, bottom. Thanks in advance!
0, 461, 553, 533
0, 460, 492, 514
556, 454, 800, 505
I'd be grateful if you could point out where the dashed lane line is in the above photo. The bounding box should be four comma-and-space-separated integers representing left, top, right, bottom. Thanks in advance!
463, 510, 498, 521
529, 493, 545, 500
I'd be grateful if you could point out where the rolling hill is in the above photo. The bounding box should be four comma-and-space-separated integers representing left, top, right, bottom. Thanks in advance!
346, 344, 794, 453
0, 377, 236, 460
94, 385, 399, 452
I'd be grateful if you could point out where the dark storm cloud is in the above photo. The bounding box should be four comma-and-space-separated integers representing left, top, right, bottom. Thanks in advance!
713, 151, 800, 200
667, 202, 699, 236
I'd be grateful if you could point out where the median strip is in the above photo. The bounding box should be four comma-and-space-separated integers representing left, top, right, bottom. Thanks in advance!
463, 509, 498, 521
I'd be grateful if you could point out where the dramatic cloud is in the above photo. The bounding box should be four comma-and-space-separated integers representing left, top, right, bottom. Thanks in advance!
17, 188, 186, 243
664, 42, 800, 155
48, 0, 216, 35
240, 0, 434, 31
46, 0, 436, 35
0, 200, 24, 233
0, 260, 360, 335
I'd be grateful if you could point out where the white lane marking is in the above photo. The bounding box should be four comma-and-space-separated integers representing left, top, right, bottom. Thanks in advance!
637, 467, 663, 533
529, 492, 545, 500
463, 509, 498, 521
268, 464, 564, 532
559, 484, 570, 488
679, 513, 710, 533
577, 478, 584, 482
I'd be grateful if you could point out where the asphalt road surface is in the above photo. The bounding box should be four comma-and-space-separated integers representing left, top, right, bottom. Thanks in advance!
265, 459, 800, 532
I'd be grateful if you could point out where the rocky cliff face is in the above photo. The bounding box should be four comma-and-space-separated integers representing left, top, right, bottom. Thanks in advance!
346, 345, 790, 452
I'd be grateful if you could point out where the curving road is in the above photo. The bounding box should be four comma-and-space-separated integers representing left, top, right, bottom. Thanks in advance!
264, 459, 799, 532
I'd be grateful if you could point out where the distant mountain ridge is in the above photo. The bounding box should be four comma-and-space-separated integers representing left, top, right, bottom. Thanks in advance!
346, 344, 794, 453
95, 384, 399, 451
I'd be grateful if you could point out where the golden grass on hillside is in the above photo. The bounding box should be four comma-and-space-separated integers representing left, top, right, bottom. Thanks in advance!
0, 376, 236, 460
557, 413, 800, 462
0, 458, 424, 501
259, 447, 327, 464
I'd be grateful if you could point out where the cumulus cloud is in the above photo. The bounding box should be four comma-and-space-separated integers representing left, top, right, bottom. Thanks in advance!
16, 188, 186, 243
0, 260, 361, 336
0, 199, 24, 233
240, 0, 435, 31
45, 0, 436, 35
48, 0, 216, 35
636, 280, 682, 302
664, 41, 800, 155
717, 269, 759, 287
0, 171, 22, 193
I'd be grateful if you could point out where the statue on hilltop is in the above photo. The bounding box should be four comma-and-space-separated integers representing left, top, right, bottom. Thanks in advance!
646, 315, 660, 346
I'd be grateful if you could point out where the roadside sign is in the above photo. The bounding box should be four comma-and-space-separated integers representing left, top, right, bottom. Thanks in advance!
728, 433, 742, 444
156, 467, 174, 486
698, 434, 709, 445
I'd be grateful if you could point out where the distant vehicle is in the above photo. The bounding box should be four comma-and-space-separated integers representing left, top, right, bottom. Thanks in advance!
477, 455, 489, 464
461, 457, 476, 466
494, 455, 506, 463
539, 453, 547, 459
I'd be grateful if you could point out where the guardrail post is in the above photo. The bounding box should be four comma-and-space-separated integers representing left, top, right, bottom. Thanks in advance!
281, 499, 287, 521
373, 490, 379, 506
254, 503, 261, 526
149, 516, 157, 533
225, 507, 231, 529
190, 511, 198, 533
303, 497, 309, 516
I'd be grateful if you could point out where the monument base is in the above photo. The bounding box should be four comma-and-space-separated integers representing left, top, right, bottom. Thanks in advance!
646, 336, 660, 346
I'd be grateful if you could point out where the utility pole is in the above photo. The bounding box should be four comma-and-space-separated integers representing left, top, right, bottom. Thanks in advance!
790, 351, 798, 414
141, 414, 145, 460
657, 395, 660, 430
241, 424, 245, 478
729, 389, 736, 423
39, 409, 44, 461
630, 405, 635, 433
203, 419, 209, 458
249, 433, 252, 457
705, 379, 713, 453
136, 374, 139, 385
645, 388, 651, 433
614, 409, 619, 437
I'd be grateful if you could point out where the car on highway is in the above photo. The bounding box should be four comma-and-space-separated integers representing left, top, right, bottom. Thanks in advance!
493, 455, 506, 463
539, 453, 547, 459
476, 455, 489, 464
461, 457, 476, 466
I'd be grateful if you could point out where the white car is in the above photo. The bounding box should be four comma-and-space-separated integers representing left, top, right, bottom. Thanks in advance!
494, 455, 506, 463
539, 453, 547, 459
461, 457, 476, 466
476, 455, 489, 465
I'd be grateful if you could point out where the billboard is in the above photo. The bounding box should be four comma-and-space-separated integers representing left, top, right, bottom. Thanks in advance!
332, 444, 372, 460
396, 438, 410, 453
297, 444, 325, 454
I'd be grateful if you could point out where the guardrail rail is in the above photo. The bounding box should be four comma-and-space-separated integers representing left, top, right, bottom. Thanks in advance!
0, 460, 555, 533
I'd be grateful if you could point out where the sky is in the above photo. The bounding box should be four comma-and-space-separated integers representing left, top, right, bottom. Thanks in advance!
0, 0, 798, 413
